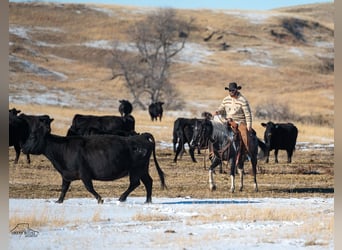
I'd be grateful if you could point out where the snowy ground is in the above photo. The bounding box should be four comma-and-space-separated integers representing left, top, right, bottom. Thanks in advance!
9, 197, 333, 250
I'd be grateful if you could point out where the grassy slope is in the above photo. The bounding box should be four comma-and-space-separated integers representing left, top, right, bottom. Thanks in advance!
9, 2, 334, 143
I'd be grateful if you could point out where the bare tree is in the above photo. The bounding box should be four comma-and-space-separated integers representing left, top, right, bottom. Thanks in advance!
109, 8, 193, 110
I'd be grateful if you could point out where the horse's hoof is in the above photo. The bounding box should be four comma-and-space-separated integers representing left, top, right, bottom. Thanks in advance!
210, 185, 216, 191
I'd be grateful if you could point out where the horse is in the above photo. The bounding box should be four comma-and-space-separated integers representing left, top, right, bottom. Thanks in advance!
191, 117, 259, 192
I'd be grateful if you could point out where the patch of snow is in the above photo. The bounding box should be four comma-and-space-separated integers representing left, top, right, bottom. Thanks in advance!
9, 25, 30, 40
241, 59, 274, 68
9, 55, 68, 81
82, 40, 113, 50
9, 197, 334, 250
81, 40, 213, 65
89, 6, 115, 16
289, 47, 304, 57
174, 42, 213, 65
235, 47, 275, 68
315, 41, 334, 49
9, 81, 75, 107
34, 26, 64, 33
297, 142, 334, 150
219, 10, 280, 24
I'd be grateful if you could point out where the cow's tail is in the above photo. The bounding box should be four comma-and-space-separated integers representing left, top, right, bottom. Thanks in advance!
257, 138, 267, 159
146, 133, 167, 190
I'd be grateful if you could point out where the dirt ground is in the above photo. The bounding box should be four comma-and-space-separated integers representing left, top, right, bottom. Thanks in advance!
9, 144, 334, 201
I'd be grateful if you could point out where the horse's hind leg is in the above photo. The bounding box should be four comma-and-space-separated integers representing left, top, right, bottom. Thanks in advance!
228, 157, 236, 192
251, 156, 258, 192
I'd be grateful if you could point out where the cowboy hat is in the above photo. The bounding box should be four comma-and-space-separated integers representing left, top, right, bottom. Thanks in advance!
224, 82, 242, 91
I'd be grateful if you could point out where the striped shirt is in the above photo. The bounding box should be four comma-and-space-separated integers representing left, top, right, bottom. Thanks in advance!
216, 92, 252, 128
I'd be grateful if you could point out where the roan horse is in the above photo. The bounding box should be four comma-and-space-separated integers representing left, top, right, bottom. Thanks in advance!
191, 117, 259, 192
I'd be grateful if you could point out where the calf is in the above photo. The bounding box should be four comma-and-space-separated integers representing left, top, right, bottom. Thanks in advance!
9, 112, 53, 164
22, 121, 166, 204
261, 121, 298, 163
148, 102, 164, 121
118, 99, 133, 117
67, 114, 135, 136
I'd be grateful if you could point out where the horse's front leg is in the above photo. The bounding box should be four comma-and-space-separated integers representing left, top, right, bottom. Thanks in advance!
236, 154, 245, 192
238, 166, 244, 192
208, 156, 221, 191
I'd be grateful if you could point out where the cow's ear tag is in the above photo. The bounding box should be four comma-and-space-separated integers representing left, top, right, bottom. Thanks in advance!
275, 125, 279, 128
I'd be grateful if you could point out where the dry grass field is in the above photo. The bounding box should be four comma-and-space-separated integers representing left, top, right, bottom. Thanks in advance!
9, 2, 334, 200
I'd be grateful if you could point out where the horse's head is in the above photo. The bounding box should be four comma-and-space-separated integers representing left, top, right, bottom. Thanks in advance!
190, 118, 213, 149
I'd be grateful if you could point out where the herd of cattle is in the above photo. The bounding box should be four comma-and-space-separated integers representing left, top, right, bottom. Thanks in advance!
9, 99, 298, 203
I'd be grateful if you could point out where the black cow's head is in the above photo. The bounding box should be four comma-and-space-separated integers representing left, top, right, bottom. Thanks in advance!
261, 121, 277, 147
155, 102, 164, 109
190, 119, 212, 149
21, 115, 54, 155
119, 99, 133, 116
9, 108, 21, 117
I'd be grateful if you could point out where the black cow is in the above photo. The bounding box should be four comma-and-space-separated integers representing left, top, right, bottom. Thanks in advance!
22, 120, 166, 204
9, 112, 53, 164
9, 108, 21, 118
173, 117, 203, 163
66, 114, 135, 136
119, 99, 133, 117
261, 121, 298, 163
148, 102, 164, 121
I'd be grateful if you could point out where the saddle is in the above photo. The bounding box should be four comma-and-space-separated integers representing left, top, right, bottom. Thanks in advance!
226, 119, 252, 165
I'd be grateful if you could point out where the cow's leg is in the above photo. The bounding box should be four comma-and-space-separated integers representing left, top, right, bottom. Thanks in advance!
140, 173, 153, 203
287, 149, 293, 163
174, 142, 184, 163
81, 178, 103, 204
26, 154, 31, 164
274, 149, 279, 163
265, 149, 270, 163
179, 144, 186, 159
13, 144, 20, 164
119, 176, 140, 202
56, 179, 71, 203
189, 146, 197, 163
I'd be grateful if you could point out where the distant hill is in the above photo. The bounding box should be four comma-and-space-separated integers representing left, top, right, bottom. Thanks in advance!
9, 2, 334, 125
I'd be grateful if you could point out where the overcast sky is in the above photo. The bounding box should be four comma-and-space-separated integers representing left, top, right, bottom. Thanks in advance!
10, 0, 333, 10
